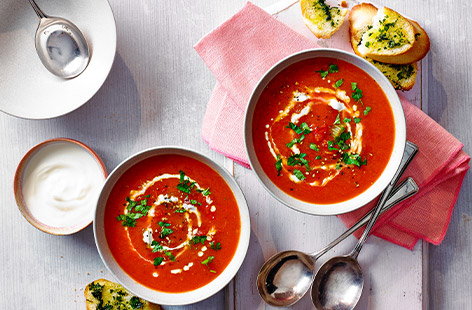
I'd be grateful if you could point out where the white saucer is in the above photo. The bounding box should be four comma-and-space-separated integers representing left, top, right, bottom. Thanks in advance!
0, 0, 116, 119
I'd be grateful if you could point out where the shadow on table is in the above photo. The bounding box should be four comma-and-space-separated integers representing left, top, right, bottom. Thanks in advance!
48, 53, 141, 170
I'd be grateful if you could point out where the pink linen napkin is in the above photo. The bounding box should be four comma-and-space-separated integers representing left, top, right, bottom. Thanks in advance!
195, 2, 470, 249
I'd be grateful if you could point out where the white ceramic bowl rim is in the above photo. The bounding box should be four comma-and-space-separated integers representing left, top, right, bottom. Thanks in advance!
93, 146, 251, 305
244, 48, 406, 216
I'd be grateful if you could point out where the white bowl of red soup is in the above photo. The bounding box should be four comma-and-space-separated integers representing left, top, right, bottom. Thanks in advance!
94, 147, 250, 305
245, 49, 406, 215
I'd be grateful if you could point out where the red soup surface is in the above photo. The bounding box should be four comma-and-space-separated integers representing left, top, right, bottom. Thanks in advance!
104, 154, 241, 293
252, 57, 395, 204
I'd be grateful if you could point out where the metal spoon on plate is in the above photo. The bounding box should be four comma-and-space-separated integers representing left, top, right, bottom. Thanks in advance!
257, 141, 418, 307
28, 0, 90, 78
310, 142, 418, 310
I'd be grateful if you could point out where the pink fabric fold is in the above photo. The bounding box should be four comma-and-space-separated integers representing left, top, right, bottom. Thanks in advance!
195, 2, 470, 249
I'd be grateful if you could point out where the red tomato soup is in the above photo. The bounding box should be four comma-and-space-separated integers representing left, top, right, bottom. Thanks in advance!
104, 154, 241, 293
252, 57, 395, 204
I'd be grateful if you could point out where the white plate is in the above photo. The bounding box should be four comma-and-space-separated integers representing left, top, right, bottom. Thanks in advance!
0, 0, 116, 119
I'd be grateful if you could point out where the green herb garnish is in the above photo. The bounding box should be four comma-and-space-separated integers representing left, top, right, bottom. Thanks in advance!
316, 70, 329, 78
342, 152, 367, 167
177, 170, 196, 194
343, 118, 351, 123
151, 241, 163, 252
286, 135, 305, 148
334, 113, 341, 125
354, 117, 361, 123
328, 64, 339, 73
287, 122, 311, 135
351, 83, 363, 101
191, 235, 207, 245
287, 153, 310, 170
158, 222, 173, 238
202, 256, 215, 265
310, 143, 319, 151
153, 257, 164, 266
210, 242, 222, 250
364, 106, 372, 115
196, 188, 211, 196
275, 155, 283, 175
334, 79, 344, 88
293, 169, 306, 181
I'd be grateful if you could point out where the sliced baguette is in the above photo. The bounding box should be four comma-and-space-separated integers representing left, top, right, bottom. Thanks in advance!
301, 0, 348, 39
85, 279, 161, 310
356, 6, 418, 63
349, 3, 418, 90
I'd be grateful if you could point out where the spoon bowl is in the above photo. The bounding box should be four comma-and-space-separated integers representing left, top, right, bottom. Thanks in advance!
35, 17, 90, 78
28, 0, 90, 79
257, 250, 315, 307
311, 256, 363, 310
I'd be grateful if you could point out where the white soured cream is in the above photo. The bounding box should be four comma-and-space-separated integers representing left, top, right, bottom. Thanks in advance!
22, 142, 105, 228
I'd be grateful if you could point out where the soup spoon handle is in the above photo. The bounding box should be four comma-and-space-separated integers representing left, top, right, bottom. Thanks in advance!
348, 141, 418, 259
312, 176, 418, 260
28, 0, 47, 19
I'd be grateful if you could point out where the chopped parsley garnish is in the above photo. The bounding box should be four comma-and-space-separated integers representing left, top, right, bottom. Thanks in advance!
286, 135, 305, 148
286, 122, 311, 135
191, 235, 207, 245
275, 155, 283, 175
117, 197, 152, 227
153, 257, 164, 266
210, 242, 222, 250
315, 64, 339, 78
327, 140, 338, 151
202, 256, 215, 265
364, 106, 372, 115
129, 297, 144, 309
293, 169, 305, 181
334, 79, 344, 88
151, 241, 163, 252
190, 199, 202, 206
354, 117, 361, 123
286, 122, 311, 148
164, 251, 176, 261
315, 155, 322, 160
343, 118, 351, 123
287, 153, 310, 170
177, 170, 196, 194
210, 270, 217, 273
196, 188, 211, 196
351, 83, 363, 101
316, 69, 329, 78
158, 222, 173, 238
342, 152, 367, 167
328, 64, 339, 73
174, 208, 186, 213
310, 143, 319, 151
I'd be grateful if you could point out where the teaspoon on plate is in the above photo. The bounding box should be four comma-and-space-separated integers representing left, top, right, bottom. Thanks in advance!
310, 142, 418, 310
257, 141, 418, 307
28, 0, 90, 78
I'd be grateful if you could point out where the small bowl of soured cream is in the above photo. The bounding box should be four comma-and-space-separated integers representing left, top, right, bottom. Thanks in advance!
14, 138, 107, 235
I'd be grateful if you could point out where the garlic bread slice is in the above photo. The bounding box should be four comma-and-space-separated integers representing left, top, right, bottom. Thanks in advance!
357, 7, 416, 62
301, 0, 348, 39
85, 279, 161, 310
369, 60, 418, 91
349, 4, 418, 90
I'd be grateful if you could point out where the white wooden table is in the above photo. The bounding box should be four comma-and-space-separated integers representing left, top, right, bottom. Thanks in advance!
0, 1, 470, 309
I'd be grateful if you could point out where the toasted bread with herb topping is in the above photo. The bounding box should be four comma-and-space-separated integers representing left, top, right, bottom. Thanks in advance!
85, 279, 161, 310
350, 4, 430, 64
301, 0, 348, 39
349, 3, 418, 90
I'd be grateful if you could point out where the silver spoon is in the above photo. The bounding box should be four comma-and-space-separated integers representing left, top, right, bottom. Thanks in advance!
28, 0, 90, 78
257, 141, 418, 307
311, 142, 418, 310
